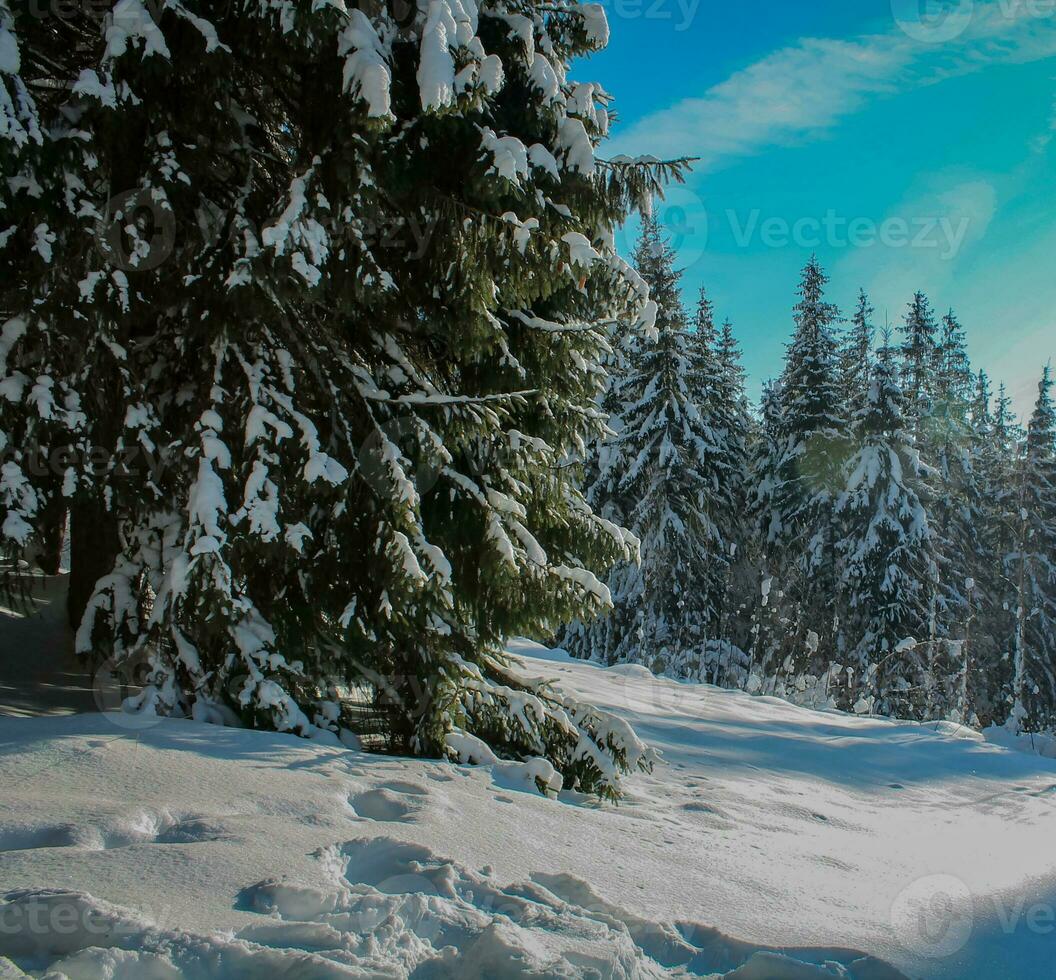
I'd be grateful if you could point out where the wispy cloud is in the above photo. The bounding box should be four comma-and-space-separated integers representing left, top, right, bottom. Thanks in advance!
606, 2, 1056, 168
607, 36, 909, 167
1029, 88, 1056, 152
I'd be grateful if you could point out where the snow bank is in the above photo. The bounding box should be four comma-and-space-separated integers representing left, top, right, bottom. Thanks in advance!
981, 722, 1056, 760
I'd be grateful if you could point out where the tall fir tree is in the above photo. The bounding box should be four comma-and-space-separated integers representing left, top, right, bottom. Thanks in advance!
838, 289, 876, 418
1009, 366, 1056, 733
967, 370, 1014, 723
899, 292, 940, 438
691, 287, 718, 353
895, 292, 944, 691
836, 345, 937, 717
0, 0, 691, 796
936, 310, 974, 401
745, 380, 789, 688
565, 218, 718, 673
928, 310, 981, 650
757, 257, 846, 680
711, 315, 754, 670
684, 288, 749, 659
717, 318, 750, 411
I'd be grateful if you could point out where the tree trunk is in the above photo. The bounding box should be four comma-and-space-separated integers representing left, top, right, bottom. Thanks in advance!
67, 497, 120, 633
36, 498, 67, 577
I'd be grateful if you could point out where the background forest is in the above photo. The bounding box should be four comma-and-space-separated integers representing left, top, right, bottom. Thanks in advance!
564, 215, 1056, 736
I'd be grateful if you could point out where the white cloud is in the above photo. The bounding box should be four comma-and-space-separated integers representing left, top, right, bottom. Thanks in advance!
606, 1, 1056, 169
606, 36, 909, 167
1029, 89, 1056, 153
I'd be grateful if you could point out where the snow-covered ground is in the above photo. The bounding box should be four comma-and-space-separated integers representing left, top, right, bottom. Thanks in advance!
2, 640, 1056, 978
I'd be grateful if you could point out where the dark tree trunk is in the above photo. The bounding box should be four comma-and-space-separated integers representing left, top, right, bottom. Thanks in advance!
67, 498, 120, 632
36, 498, 67, 577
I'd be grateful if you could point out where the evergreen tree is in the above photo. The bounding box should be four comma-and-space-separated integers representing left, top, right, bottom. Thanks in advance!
691, 287, 718, 354
837, 346, 937, 717
994, 383, 1025, 453
899, 292, 940, 437
710, 315, 754, 668
969, 370, 994, 463
936, 310, 973, 403
0, 0, 687, 796
566, 219, 718, 673
717, 318, 750, 411
929, 311, 980, 650
1009, 366, 1056, 732
684, 289, 749, 653
759, 257, 846, 679
745, 380, 789, 689
838, 289, 876, 417
713, 316, 753, 487
966, 370, 1012, 722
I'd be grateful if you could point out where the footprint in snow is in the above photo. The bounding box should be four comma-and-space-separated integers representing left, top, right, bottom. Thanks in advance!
0, 814, 234, 852
348, 787, 430, 822
682, 802, 718, 814
234, 841, 906, 980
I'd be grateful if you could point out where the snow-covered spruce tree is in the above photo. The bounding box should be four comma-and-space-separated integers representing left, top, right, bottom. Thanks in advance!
688, 288, 720, 402
837, 289, 876, 419
571, 210, 654, 540
0, 0, 688, 797
899, 291, 940, 439
836, 348, 938, 718
706, 309, 753, 530
558, 213, 660, 667
929, 310, 984, 713
966, 369, 1015, 724
988, 382, 1028, 719
684, 287, 749, 674
717, 317, 750, 416
565, 216, 718, 672
755, 257, 847, 683
1008, 366, 1056, 733
712, 315, 754, 674
745, 380, 790, 691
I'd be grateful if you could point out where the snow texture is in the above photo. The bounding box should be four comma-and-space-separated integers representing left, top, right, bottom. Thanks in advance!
4, 642, 1056, 977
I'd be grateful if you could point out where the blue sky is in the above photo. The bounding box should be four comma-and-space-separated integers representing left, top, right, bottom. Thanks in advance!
582, 0, 1056, 419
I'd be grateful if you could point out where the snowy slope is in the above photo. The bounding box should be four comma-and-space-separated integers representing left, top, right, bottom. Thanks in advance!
2, 641, 1055, 978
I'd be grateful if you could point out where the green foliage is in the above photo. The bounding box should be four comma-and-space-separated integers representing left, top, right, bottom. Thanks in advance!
0, 0, 689, 797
